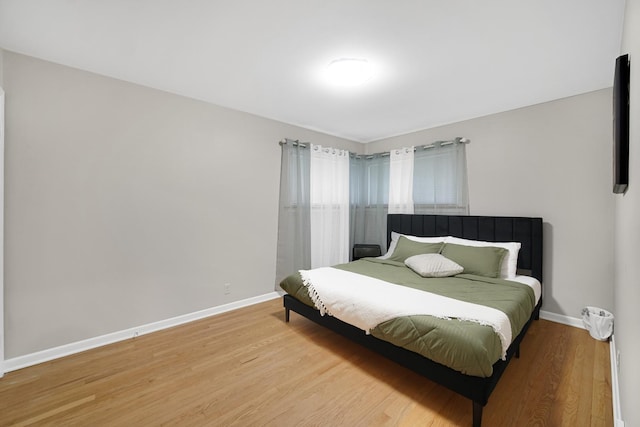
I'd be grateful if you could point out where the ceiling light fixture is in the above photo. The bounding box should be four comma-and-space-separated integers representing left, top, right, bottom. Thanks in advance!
326, 58, 373, 86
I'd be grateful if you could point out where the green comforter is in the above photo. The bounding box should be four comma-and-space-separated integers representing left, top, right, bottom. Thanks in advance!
280, 258, 536, 377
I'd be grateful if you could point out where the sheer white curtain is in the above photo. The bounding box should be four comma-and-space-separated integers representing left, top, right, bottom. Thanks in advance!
310, 144, 350, 268
413, 140, 469, 215
388, 147, 414, 214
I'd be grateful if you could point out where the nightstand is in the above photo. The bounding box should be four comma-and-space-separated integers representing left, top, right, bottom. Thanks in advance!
352, 244, 382, 261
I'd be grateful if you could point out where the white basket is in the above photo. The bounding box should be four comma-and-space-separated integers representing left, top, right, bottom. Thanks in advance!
581, 306, 614, 341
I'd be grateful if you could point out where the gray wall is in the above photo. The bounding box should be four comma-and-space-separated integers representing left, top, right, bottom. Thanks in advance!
1, 46, 621, 396
615, 0, 640, 425
2, 51, 360, 358
0, 48, 4, 372
366, 90, 615, 319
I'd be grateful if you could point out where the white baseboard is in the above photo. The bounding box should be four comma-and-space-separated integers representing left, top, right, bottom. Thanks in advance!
4, 292, 281, 373
539, 310, 585, 329
610, 335, 624, 426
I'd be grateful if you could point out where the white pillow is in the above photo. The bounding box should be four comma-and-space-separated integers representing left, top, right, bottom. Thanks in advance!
404, 254, 464, 278
445, 236, 521, 279
379, 232, 448, 259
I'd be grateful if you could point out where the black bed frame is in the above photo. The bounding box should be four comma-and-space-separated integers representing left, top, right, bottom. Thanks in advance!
283, 214, 543, 427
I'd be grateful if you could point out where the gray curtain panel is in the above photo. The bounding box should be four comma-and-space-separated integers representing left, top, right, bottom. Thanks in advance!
275, 140, 311, 289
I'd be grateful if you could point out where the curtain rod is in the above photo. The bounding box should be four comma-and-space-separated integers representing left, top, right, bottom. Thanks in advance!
279, 137, 470, 155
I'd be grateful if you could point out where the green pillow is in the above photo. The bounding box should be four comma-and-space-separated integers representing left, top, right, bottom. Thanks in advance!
440, 243, 508, 278
387, 236, 444, 262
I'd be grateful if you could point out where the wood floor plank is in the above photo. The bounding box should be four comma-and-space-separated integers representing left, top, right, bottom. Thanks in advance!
0, 298, 613, 426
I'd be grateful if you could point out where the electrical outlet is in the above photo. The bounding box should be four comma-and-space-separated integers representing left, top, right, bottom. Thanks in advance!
224, 283, 231, 295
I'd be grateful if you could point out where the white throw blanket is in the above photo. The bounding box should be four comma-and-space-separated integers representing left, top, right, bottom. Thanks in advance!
300, 267, 512, 359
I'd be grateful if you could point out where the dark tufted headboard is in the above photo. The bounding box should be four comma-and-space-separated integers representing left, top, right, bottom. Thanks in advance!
387, 214, 543, 283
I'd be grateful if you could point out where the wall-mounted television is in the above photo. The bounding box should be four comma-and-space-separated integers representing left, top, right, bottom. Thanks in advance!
613, 54, 630, 194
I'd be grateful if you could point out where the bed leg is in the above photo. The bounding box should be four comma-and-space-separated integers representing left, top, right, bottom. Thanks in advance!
472, 401, 483, 427
516, 345, 521, 359
285, 308, 290, 322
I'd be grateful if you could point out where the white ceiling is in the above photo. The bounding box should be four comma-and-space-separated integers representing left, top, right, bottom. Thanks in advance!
0, 0, 626, 143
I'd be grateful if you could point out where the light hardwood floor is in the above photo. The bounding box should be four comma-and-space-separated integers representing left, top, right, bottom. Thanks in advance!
0, 298, 612, 426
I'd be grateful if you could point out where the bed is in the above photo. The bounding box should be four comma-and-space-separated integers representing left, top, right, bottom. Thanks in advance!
280, 214, 543, 427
